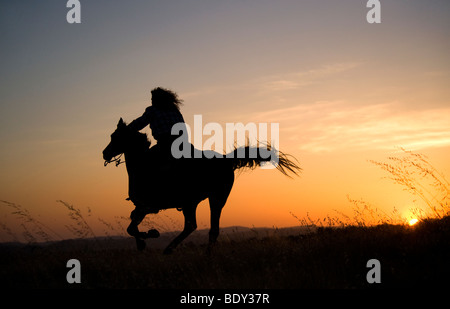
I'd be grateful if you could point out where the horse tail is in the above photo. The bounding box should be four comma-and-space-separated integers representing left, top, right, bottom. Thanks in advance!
226, 144, 301, 177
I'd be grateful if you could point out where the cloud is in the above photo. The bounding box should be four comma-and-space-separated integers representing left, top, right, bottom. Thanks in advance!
252, 101, 450, 153
176, 61, 450, 154
179, 62, 363, 100
257, 62, 362, 92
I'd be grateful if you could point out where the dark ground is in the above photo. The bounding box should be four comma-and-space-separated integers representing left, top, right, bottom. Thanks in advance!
1, 217, 449, 289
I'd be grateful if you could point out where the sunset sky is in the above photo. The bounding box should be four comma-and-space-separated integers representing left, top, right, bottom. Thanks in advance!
1, 1, 449, 241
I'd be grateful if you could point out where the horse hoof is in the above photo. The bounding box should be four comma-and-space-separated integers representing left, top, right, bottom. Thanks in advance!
147, 229, 160, 238
136, 238, 146, 251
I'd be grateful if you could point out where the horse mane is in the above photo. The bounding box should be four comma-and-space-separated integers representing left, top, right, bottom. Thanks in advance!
137, 131, 151, 149
121, 120, 151, 149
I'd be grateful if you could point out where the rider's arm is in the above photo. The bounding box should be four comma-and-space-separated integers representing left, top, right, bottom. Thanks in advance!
128, 107, 152, 131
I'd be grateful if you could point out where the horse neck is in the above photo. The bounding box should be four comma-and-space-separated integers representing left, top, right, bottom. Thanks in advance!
123, 147, 148, 174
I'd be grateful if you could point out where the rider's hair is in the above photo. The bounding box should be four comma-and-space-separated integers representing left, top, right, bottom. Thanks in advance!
151, 87, 183, 111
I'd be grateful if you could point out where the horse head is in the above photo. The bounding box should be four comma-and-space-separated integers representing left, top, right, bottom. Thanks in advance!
102, 118, 151, 164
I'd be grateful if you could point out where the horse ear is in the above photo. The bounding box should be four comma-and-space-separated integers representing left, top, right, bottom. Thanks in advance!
118, 118, 124, 127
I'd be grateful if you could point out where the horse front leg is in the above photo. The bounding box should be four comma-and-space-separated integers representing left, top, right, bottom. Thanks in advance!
127, 209, 147, 251
127, 208, 159, 251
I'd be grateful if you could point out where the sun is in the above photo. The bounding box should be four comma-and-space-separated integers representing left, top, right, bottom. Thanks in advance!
408, 218, 419, 226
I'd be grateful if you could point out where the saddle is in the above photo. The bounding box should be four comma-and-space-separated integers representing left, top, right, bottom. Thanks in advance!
126, 140, 203, 214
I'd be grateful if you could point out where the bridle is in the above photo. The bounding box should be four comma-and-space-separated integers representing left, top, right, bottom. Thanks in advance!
104, 153, 125, 167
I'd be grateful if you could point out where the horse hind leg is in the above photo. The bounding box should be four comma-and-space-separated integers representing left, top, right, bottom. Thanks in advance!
208, 196, 226, 248
209, 171, 234, 248
209, 172, 234, 252
163, 206, 197, 254
208, 185, 232, 251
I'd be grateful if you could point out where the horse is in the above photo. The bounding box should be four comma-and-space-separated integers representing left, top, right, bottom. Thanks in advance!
102, 118, 300, 253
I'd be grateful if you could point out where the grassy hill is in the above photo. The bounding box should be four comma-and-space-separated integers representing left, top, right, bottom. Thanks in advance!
1, 217, 449, 289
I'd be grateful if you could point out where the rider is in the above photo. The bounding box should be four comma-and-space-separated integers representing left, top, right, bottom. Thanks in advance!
129, 87, 187, 161
126, 87, 187, 212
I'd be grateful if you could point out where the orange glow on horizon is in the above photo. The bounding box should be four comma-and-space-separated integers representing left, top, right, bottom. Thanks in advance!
409, 218, 419, 226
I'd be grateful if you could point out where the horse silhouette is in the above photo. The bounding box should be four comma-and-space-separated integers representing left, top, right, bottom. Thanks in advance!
103, 118, 300, 253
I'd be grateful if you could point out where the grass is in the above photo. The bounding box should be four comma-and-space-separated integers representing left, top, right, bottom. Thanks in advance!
369, 147, 449, 220
0, 216, 449, 289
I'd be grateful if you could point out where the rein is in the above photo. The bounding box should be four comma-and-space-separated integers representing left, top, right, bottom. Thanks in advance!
104, 153, 125, 167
